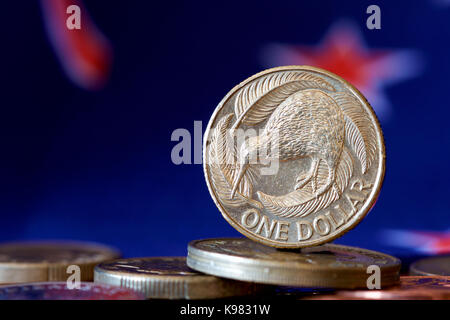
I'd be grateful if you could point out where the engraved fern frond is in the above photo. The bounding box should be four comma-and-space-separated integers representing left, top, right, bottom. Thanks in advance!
208, 113, 261, 208
232, 71, 335, 130
333, 92, 377, 173
258, 148, 353, 218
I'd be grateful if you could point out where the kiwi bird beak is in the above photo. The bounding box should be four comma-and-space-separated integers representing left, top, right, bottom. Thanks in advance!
230, 162, 248, 199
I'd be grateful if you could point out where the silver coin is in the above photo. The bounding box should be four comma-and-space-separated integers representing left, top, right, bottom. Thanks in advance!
94, 256, 265, 299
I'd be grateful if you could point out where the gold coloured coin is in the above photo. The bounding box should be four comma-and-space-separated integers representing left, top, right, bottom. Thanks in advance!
187, 238, 400, 288
0, 241, 120, 284
409, 255, 450, 276
94, 257, 263, 299
203, 66, 385, 248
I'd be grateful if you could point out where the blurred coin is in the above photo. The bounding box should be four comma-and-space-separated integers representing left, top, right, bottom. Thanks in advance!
306, 289, 450, 300
187, 238, 400, 288
305, 276, 450, 300
204, 66, 385, 248
399, 275, 450, 289
274, 276, 450, 299
409, 255, 450, 276
94, 256, 264, 299
0, 241, 120, 284
0, 282, 144, 300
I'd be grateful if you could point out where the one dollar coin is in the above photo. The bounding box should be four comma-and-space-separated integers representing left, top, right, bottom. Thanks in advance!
203, 66, 385, 248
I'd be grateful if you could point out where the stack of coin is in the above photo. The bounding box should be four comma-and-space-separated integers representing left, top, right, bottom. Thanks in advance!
185, 66, 401, 290
94, 257, 266, 299
1, 66, 408, 300
93, 66, 402, 299
187, 238, 400, 289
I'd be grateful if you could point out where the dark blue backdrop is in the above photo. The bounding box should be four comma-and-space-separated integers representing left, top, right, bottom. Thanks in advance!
0, 1, 448, 258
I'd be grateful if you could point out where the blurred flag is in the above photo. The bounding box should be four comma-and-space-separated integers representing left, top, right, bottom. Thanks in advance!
261, 20, 423, 121
382, 229, 450, 254
40, 0, 113, 90
434, 0, 450, 6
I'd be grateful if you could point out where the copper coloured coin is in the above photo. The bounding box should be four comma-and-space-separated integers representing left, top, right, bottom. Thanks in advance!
0, 282, 144, 300
305, 276, 450, 300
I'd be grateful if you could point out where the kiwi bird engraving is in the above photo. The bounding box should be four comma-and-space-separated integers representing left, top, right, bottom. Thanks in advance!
230, 89, 345, 198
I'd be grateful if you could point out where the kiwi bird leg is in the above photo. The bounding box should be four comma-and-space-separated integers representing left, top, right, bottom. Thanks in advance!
230, 163, 248, 199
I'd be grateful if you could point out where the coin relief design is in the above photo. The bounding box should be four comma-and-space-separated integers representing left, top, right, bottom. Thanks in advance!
204, 66, 385, 247
97, 257, 199, 276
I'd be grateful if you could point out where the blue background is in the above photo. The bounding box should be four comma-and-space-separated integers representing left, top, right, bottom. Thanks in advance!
0, 1, 448, 260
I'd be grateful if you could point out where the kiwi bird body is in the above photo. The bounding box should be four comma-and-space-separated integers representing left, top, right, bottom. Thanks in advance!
231, 89, 345, 198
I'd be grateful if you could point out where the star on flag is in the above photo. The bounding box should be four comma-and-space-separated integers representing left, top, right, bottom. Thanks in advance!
383, 229, 450, 255
40, 0, 112, 90
261, 21, 423, 121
